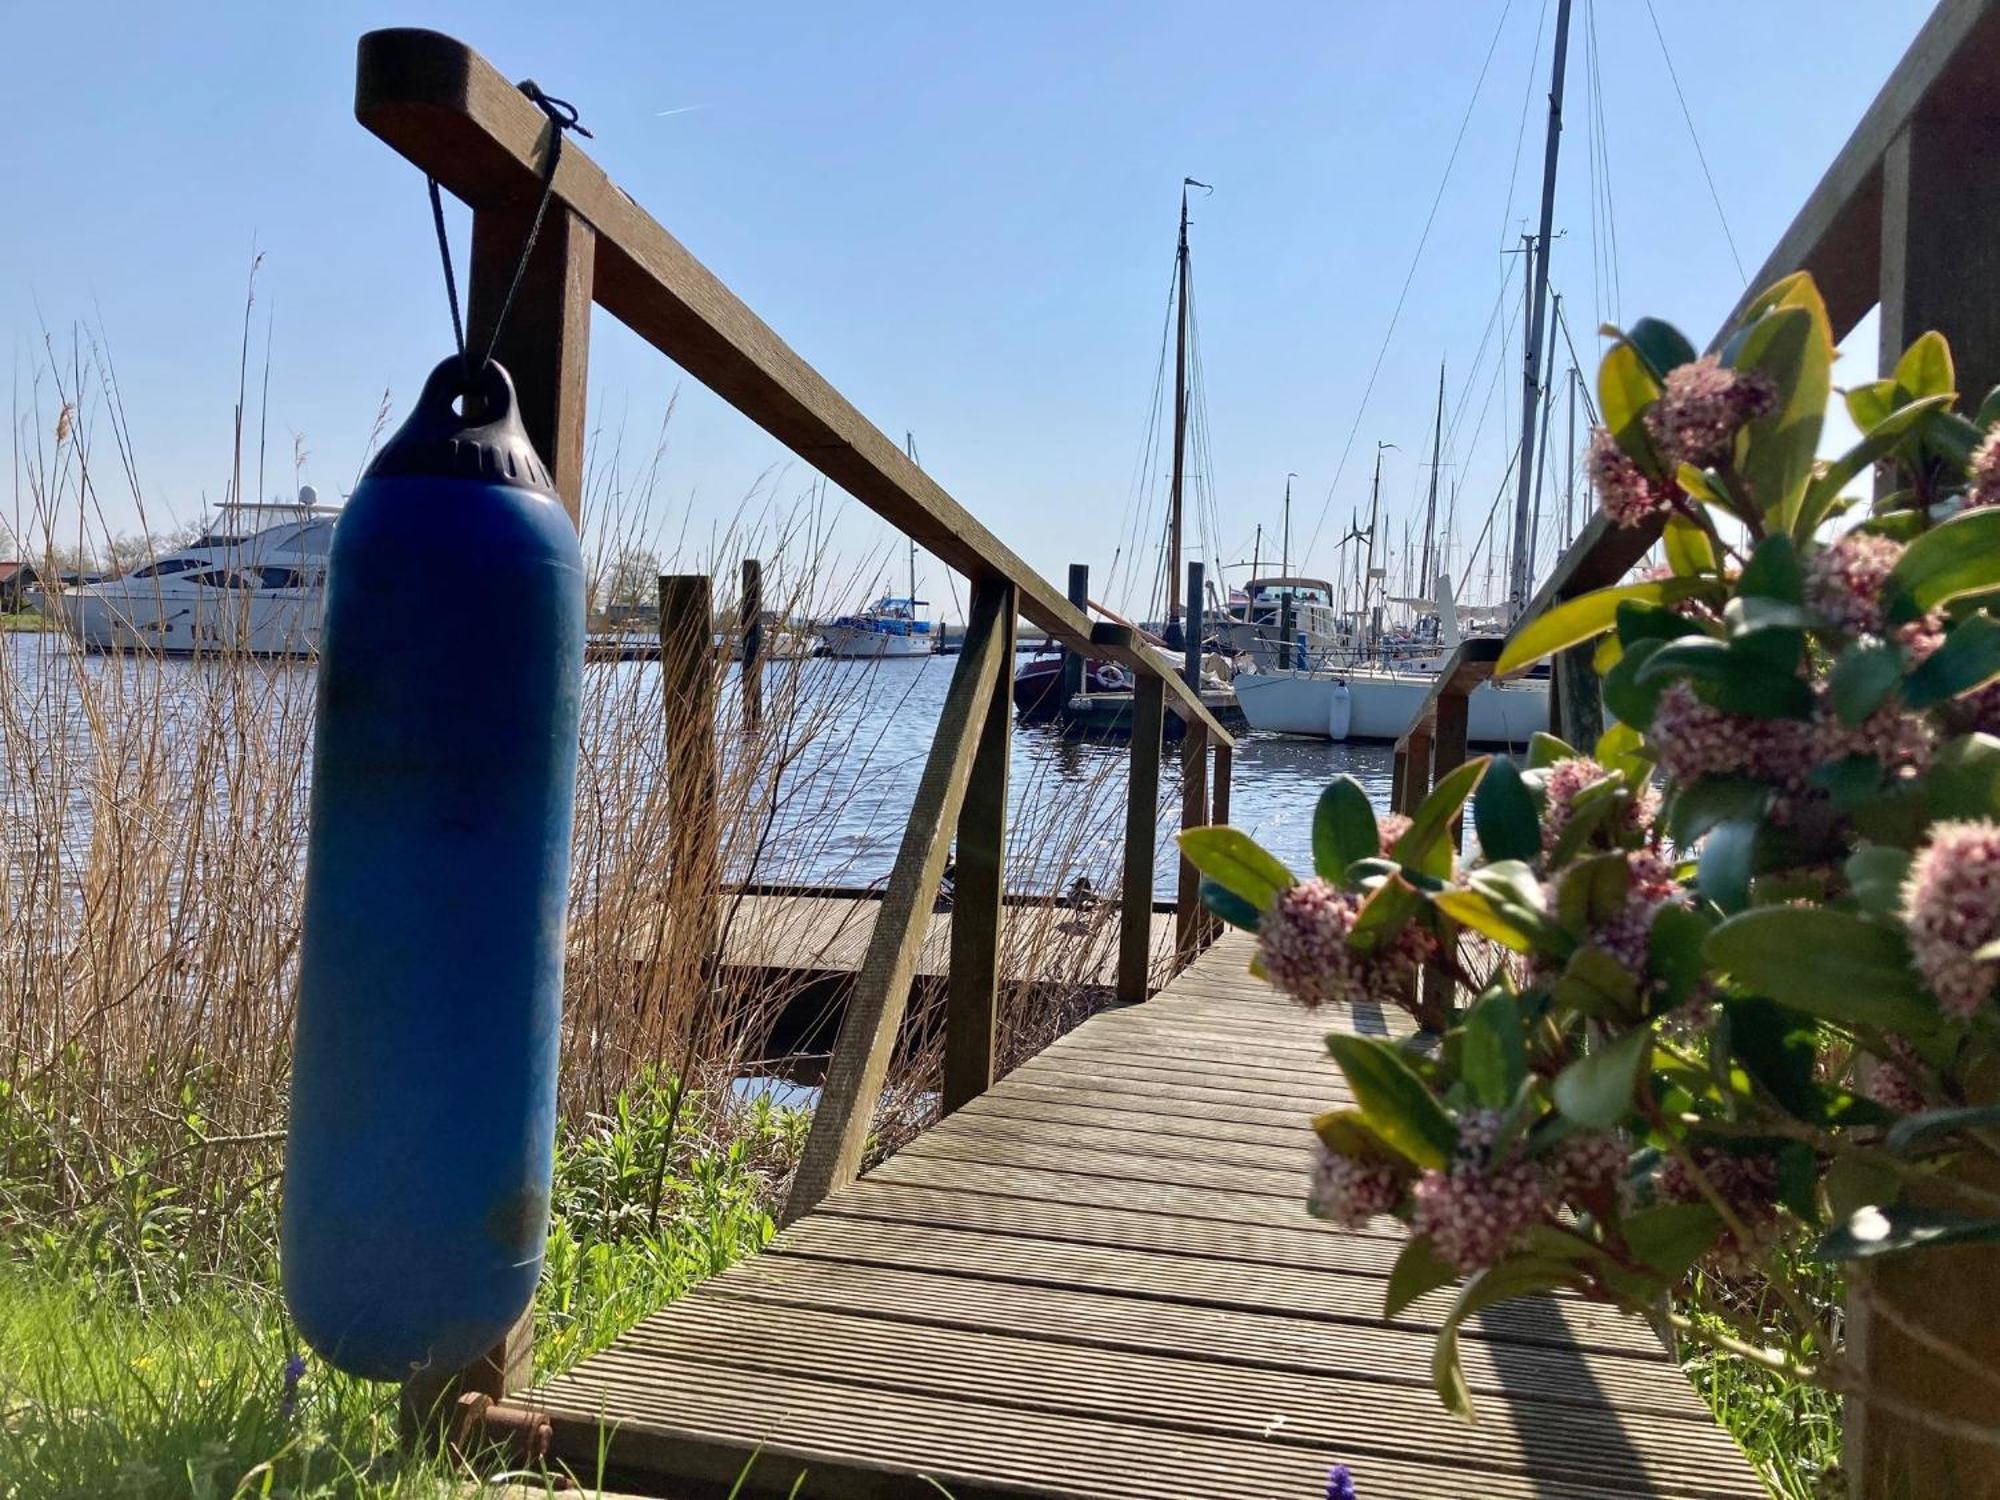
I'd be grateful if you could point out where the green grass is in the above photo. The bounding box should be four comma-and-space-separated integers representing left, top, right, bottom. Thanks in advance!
0, 1074, 807, 1499
0, 611, 51, 632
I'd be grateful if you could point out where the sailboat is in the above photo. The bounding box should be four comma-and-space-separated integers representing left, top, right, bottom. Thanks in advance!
822, 436, 938, 659
1234, 5, 1585, 747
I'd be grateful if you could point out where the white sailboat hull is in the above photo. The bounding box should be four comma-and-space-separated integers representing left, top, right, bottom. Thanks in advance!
818, 623, 932, 659
1233, 668, 1547, 746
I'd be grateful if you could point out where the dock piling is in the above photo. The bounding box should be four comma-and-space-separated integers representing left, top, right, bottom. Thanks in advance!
739, 558, 763, 731
660, 575, 722, 990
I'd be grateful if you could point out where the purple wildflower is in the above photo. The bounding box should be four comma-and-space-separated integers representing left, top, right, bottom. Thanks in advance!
280, 1352, 306, 1421
1327, 1464, 1357, 1500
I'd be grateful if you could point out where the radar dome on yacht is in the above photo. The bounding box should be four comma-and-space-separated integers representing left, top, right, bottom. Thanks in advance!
298, 485, 319, 506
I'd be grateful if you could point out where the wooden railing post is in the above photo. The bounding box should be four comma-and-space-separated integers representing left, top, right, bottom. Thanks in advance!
660, 576, 721, 986
402, 190, 596, 1425
1061, 564, 1088, 703
1104, 622, 1164, 1006
739, 557, 763, 732
942, 579, 1017, 1115
785, 580, 1011, 1219
1396, 726, 1433, 818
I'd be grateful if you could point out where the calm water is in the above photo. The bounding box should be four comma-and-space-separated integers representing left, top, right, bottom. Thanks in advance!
7, 635, 1396, 901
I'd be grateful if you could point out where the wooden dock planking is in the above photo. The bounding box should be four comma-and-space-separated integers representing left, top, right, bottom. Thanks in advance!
710, 893, 1179, 990
531, 931, 1761, 1498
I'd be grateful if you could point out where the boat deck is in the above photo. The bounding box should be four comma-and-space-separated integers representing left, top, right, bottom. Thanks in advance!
526, 932, 1761, 1498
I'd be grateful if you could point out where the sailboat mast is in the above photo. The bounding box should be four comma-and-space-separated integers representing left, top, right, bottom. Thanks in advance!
1167, 184, 1193, 643
1281, 473, 1294, 577
1364, 444, 1385, 648
905, 431, 919, 615
1565, 365, 1579, 543
1506, 0, 1574, 617
1421, 361, 1444, 597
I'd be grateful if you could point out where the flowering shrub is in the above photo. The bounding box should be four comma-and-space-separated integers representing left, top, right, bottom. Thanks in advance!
1183, 274, 2000, 1430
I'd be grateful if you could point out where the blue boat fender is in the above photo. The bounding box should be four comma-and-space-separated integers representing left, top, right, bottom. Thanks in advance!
282, 358, 584, 1381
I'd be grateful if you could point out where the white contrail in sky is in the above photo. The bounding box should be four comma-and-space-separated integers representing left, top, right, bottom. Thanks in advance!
654, 105, 703, 119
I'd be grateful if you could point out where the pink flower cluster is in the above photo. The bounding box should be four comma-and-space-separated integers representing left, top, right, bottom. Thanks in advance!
1411, 1111, 1551, 1273
1902, 820, 2000, 1018
1655, 1148, 1783, 1278
1258, 877, 1432, 1011
1805, 533, 1905, 639
1817, 698, 1936, 779
1968, 427, 2000, 510
1540, 757, 1659, 855
1865, 1036, 1926, 1114
1308, 1141, 1404, 1228
1548, 1131, 1629, 1203
1643, 355, 1777, 471
1377, 812, 1414, 855
1649, 683, 1816, 789
1590, 429, 1679, 529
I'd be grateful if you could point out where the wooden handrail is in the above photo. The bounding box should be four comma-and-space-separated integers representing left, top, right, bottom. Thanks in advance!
354, 27, 1230, 747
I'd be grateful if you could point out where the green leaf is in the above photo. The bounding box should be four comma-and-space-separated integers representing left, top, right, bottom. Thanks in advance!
1435, 887, 1538, 953
1830, 641, 1906, 726
1824, 1152, 1904, 1222
1646, 905, 1711, 1013
1626, 317, 1699, 381
1198, 877, 1262, 932
1616, 600, 1703, 648
1557, 853, 1633, 935
1845, 379, 1898, 432
1496, 580, 1707, 676
1797, 394, 1956, 543
1553, 1028, 1652, 1128
1462, 990, 1526, 1110
1926, 734, 2000, 818
1528, 731, 1579, 769
1697, 818, 1757, 914
1176, 827, 1296, 911
1594, 720, 1652, 784
1383, 1235, 1460, 1320
1737, 534, 1804, 603
1601, 638, 1670, 730
1846, 846, 1913, 919
1809, 754, 1887, 813
1432, 1257, 1580, 1418
1725, 997, 1821, 1122
1905, 612, 2000, 709
1623, 1202, 1723, 1279
1634, 637, 1815, 720
1668, 777, 1772, 845
1312, 1107, 1405, 1163
1394, 756, 1489, 879
1705, 907, 1942, 1035
1886, 1104, 2000, 1156
1599, 339, 1668, 479
1553, 947, 1643, 1022
1471, 756, 1540, 864
1662, 514, 1716, 577
1894, 330, 1956, 404
1313, 777, 1380, 882
1324, 1034, 1457, 1170
1885, 509, 2000, 622
1732, 284, 1833, 532
1348, 873, 1423, 958
1813, 1204, 2000, 1262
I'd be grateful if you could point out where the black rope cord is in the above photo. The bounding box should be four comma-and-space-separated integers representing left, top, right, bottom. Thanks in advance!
425, 80, 593, 390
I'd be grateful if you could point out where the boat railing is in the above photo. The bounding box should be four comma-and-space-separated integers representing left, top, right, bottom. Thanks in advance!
1392, 0, 2000, 822
353, 26, 1235, 1408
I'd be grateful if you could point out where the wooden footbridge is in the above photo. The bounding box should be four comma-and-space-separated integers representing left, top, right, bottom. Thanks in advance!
346, 9, 2000, 1492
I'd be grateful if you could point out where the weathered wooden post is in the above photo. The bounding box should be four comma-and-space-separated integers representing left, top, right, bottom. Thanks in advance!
1100, 623, 1162, 1006
660, 576, 721, 994
739, 557, 763, 732
1061, 564, 1088, 703
943, 579, 1017, 1115
1177, 563, 1208, 963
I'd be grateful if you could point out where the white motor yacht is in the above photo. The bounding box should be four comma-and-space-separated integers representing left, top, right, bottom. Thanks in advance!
46, 489, 336, 657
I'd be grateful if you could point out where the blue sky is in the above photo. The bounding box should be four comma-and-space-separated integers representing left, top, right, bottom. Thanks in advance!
7, 2, 1931, 615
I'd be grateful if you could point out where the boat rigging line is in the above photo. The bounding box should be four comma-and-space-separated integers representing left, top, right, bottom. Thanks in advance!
1643, 0, 1745, 281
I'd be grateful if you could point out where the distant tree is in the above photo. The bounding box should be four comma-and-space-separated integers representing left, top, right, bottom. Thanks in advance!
604, 548, 662, 612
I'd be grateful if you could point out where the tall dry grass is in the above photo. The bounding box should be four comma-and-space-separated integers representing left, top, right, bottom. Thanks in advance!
0, 334, 1172, 1256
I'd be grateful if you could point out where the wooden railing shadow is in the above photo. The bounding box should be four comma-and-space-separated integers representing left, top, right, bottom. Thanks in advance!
354, 26, 1234, 1416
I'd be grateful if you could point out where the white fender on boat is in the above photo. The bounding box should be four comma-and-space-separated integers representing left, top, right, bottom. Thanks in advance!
1327, 680, 1352, 741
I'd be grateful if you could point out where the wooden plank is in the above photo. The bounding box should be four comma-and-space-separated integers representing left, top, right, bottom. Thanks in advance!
536, 1351, 1648, 1500
704, 1253, 1721, 1421
353, 28, 1231, 746
943, 578, 1016, 1114
582, 1300, 1762, 1496
784, 583, 1007, 1220
765, 1214, 1663, 1356
1118, 666, 1164, 1005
